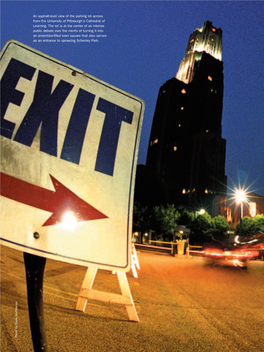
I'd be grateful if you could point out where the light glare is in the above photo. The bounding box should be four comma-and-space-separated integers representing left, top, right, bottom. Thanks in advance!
60, 211, 78, 230
235, 189, 246, 204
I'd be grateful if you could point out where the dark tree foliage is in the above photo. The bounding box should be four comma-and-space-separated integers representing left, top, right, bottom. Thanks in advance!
133, 203, 232, 244
176, 208, 195, 226
149, 204, 180, 241
235, 214, 264, 236
211, 215, 230, 239
132, 202, 150, 234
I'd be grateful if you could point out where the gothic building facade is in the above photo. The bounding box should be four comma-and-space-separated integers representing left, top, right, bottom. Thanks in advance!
145, 21, 227, 212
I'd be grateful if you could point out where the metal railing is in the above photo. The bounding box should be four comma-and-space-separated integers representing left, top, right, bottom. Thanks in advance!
137, 240, 203, 255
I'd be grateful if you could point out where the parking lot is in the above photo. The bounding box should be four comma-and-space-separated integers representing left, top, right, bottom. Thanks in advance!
1, 245, 264, 351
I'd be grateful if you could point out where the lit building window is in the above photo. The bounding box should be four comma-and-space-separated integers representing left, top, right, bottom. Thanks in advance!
208, 76, 213, 81
227, 208, 232, 222
151, 139, 158, 146
174, 146, 177, 151
205, 189, 208, 194
182, 189, 186, 194
249, 202, 256, 218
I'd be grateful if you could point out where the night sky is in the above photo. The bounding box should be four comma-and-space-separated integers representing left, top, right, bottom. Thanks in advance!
1, 1, 264, 197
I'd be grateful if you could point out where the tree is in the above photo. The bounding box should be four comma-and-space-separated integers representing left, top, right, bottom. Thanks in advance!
189, 212, 213, 243
149, 204, 180, 241
236, 214, 264, 236
177, 208, 195, 227
236, 216, 255, 236
211, 215, 230, 239
253, 214, 264, 233
132, 202, 150, 234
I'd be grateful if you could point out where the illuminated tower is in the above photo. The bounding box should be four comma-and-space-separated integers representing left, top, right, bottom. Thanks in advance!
146, 21, 227, 212
176, 21, 222, 84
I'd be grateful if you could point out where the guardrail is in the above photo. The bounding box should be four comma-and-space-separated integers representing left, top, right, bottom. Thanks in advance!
149, 240, 174, 254
135, 240, 203, 255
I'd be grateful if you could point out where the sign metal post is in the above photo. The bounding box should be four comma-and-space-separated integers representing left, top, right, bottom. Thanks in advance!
24, 252, 48, 351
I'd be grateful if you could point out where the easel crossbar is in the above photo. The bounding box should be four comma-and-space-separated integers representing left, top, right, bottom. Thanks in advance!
80, 288, 132, 305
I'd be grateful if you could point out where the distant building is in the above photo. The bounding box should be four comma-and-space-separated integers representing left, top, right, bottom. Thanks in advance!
145, 21, 227, 213
227, 193, 264, 228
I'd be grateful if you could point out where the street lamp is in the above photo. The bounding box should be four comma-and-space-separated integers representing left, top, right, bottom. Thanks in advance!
195, 209, 206, 218
235, 189, 246, 237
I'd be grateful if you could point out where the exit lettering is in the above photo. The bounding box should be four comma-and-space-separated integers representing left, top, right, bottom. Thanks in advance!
0, 58, 133, 176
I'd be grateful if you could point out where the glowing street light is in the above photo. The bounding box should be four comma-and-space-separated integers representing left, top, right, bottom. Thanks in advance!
195, 208, 206, 218
235, 189, 247, 237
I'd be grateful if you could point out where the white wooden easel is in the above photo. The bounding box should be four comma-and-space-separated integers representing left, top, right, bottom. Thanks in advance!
130, 243, 140, 278
75, 266, 139, 322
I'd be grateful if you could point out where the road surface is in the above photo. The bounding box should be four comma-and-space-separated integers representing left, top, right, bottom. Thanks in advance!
1, 245, 264, 351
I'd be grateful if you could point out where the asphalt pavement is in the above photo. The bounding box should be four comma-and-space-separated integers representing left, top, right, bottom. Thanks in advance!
1, 245, 264, 352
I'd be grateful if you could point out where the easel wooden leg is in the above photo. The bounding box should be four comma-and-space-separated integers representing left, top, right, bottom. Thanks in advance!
132, 245, 140, 270
75, 267, 139, 322
117, 271, 139, 322
131, 245, 140, 278
75, 266, 97, 312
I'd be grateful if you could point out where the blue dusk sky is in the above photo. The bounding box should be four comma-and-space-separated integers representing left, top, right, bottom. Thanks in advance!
1, 0, 264, 197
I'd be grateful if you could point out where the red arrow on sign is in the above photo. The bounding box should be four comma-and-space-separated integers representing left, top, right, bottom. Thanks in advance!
0, 172, 108, 227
